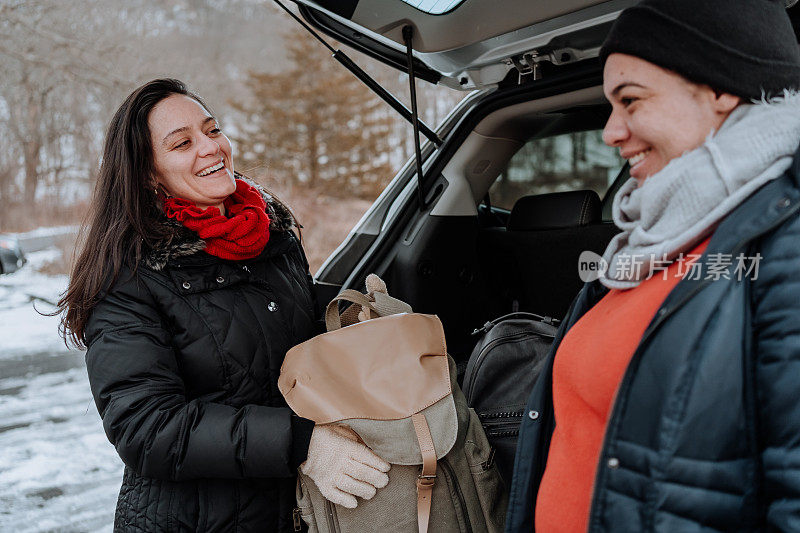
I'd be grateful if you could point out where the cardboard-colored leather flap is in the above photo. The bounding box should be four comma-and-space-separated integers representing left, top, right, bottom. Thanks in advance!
279, 313, 450, 423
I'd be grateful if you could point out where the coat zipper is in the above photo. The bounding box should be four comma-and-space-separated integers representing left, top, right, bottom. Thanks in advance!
440, 458, 473, 533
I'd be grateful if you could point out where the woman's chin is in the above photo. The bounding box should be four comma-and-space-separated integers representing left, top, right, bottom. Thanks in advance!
195, 173, 236, 196
630, 163, 648, 183
630, 159, 666, 184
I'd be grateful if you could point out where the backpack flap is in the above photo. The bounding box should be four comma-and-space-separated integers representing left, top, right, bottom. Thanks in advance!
340, 359, 461, 464
279, 312, 459, 462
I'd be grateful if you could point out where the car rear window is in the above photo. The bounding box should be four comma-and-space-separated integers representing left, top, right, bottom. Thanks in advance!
398, 0, 466, 15
489, 129, 625, 216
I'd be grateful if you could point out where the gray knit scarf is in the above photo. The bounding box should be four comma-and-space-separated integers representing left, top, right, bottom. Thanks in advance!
599, 93, 800, 290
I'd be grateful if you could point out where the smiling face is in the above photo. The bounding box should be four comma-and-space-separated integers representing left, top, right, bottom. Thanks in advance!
149, 94, 236, 212
603, 53, 741, 183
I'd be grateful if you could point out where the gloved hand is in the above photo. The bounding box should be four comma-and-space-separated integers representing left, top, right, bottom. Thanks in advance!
301, 424, 391, 509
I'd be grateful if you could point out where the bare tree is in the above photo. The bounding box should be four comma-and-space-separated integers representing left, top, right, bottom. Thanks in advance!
0, 0, 289, 220
0, 0, 131, 208
0, 0, 463, 229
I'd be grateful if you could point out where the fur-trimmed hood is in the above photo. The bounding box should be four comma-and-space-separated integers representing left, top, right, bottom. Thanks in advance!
142, 177, 296, 271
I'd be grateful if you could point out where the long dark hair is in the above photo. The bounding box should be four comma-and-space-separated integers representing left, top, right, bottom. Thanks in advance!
58, 79, 292, 348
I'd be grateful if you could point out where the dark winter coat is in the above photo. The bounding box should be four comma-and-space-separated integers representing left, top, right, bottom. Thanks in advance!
84, 195, 320, 532
506, 152, 800, 532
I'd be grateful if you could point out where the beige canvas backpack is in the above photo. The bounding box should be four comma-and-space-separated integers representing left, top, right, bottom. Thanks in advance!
279, 275, 507, 532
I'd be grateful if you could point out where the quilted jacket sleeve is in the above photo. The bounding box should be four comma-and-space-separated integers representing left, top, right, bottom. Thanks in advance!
752, 214, 800, 531
84, 270, 313, 481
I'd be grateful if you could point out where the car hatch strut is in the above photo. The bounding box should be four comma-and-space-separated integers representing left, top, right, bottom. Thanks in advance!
273, 1, 442, 209
401, 25, 428, 210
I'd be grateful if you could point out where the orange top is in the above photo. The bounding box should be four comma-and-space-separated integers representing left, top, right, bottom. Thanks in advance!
535, 238, 710, 533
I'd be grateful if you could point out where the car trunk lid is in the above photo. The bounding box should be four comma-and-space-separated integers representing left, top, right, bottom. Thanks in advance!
293, 0, 638, 89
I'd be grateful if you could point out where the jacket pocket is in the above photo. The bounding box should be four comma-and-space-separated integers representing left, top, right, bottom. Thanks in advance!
463, 408, 508, 533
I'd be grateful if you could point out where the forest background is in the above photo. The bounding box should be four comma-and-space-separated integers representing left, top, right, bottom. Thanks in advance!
0, 0, 464, 272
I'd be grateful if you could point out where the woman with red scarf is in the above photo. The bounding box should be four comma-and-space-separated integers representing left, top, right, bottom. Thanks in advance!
58, 79, 389, 532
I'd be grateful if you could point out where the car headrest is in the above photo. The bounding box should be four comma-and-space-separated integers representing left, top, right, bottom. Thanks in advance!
507, 190, 602, 231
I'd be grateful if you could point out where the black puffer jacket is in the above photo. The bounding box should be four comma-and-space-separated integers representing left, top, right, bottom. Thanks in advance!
85, 196, 319, 532
507, 154, 800, 531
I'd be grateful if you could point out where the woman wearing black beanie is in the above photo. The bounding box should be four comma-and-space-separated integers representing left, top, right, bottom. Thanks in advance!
507, 1, 800, 531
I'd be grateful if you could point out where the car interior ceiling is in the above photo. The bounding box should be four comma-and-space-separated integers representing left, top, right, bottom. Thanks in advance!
375, 85, 625, 375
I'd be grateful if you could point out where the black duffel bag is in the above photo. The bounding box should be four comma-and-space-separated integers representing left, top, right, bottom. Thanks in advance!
462, 312, 559, 484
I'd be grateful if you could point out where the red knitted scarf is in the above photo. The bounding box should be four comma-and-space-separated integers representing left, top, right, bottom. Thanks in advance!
163, 179, 270, 261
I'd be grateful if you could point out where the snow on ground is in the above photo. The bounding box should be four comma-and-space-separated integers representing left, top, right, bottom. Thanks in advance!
0, 247, 120, 532
0, 249, 70, 359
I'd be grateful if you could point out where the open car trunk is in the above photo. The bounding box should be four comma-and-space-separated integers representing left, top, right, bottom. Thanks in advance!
292, 0, 800, 369
314, 77, 629, 366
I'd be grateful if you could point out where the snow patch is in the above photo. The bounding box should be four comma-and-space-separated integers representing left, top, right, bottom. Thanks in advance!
0, 249, 69, 360
0, 241, 119, 531
8, 225, 80, 240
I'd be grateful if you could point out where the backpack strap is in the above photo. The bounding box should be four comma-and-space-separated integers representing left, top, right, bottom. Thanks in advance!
412, 412, 437, 533
325, 289, 377, 331
324, 281, 413, 331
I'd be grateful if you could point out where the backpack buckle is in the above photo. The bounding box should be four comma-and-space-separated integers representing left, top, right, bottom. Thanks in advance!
417, 473, 437, 487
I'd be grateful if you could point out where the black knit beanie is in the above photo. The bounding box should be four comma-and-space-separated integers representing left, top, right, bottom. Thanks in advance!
599, 0, 800, 100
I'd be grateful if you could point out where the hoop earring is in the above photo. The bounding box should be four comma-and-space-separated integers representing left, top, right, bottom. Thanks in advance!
153, 183, 172, 199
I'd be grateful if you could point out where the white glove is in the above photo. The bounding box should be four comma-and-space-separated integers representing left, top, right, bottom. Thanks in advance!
301, 424, 391, 509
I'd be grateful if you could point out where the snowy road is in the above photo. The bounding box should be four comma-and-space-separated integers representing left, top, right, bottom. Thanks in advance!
13, 226, 80, 255
0, 249, 120, 532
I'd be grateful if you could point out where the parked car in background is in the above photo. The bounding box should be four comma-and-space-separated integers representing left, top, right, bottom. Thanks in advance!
0, 234, 26, 275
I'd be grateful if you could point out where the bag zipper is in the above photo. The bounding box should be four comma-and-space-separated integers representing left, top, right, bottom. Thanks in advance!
324, 498, 340, 533
480, 410, 524, 438
470, 312, 559, 337
485, 427, 520, 438
293, 507, 302, 531
440, 458, 473, 533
